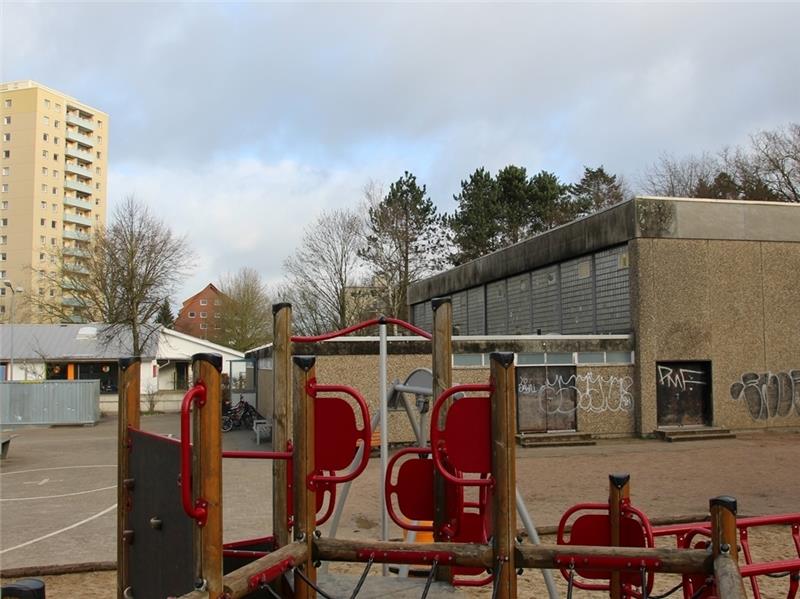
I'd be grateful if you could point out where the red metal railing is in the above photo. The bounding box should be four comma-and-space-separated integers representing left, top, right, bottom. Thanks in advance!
180, 382, 208, 527
291, 316, 432, 343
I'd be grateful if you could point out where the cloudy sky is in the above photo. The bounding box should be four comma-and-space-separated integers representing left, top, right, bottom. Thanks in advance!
3, 2, 798, 304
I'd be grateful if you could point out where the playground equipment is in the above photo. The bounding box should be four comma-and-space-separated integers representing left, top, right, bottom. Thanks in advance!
115, 299, 800, 599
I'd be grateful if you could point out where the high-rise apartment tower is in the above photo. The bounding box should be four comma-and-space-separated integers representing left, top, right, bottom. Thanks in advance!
0, 81, 109, 322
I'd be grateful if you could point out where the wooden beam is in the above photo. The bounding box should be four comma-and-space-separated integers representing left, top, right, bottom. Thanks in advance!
431, 297, 453, 584
490, 352, 518, 599
116, 357, 140, 599
609, 473, 631, 599
314, 538, 494, 568
714, 554, 748, 599
272, 303, 292, 550
175, 541, 308, 599
516, 543, 712, 574
192, 353, 224, 598
711, 496, 747, 598
292, 356, 317, 599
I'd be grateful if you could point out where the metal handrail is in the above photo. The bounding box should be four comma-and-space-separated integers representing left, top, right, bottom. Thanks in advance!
180, 382, 208, 526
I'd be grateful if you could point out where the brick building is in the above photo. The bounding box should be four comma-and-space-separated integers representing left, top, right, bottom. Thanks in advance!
174, 283, 225, 340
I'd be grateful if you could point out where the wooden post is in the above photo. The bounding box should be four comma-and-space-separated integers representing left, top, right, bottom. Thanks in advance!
293, 356, 317, 599
490, 352, 518, 599
431, 298, 453, 583
609, 473, 631, 599
272, 303, 292, 548
192, 353, 224, 598
117, 357, 140, 599
711, 496, 747, 598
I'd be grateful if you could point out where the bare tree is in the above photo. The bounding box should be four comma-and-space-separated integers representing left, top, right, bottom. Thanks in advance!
640, 152, 720, 198
215, 267, 272, 351
739, 123, 800, 202
31, 197, 192, 356
282, 208, 370, 335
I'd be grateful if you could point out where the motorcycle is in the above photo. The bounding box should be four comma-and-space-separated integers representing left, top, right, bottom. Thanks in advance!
222, 398, 259, 432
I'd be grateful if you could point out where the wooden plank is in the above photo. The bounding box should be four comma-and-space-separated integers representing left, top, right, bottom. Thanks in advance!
194, 353, 224, 598
272, 303, 292, 550
490, 352, 518, 599
116, 357, 140, 599
293, 356, 317, 599
609, 473, 631, 599
431, 298, 453, 584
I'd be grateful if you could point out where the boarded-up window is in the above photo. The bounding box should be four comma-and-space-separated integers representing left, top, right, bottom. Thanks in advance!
531, 266, 560, 333
486, 280, 508, 335
594, 245, 630, 333
507, 273, 532, 334
561, 257, 594, 334
466, 286, 485, 335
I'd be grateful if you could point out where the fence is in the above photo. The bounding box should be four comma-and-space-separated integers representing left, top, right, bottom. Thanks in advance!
0, 380, 101, 426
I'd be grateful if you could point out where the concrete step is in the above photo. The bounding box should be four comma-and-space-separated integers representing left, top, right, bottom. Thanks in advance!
516, 431, 596, 448
655, 427, 736, 442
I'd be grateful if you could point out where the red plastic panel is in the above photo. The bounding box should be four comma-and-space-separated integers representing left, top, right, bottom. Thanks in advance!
443, 396, 491, 474
396, 458, 435, 522
314, 396, 359, 471
566, 513, 648, 583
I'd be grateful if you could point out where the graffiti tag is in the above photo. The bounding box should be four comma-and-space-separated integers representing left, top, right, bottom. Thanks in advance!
657, 366, 707, 390
518, 373, 634, 414
730, 370, 800, 420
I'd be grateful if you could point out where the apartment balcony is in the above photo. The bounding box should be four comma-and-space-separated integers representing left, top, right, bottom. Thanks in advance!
64, 178, 93, 195
62, 229, 90, 242
65, 144, 93, 162
65, 261, 89, 275
65, 128, 94, 147
64, 212, 93, 227
65, 161, 93, 178
63, 246, 89, 258
66, 112, 96, 132
62, 296, 83, 307
64, 195, 93, 211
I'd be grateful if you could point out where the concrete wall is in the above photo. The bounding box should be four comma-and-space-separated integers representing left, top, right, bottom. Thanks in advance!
630, 237, 800, 434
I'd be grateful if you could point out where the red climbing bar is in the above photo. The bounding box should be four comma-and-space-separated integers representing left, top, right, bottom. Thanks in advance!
291, 316, 432, 343
180, 382, 208, 526
223, 450, 293, 460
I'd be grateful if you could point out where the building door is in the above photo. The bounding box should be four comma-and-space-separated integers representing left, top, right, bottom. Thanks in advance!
516, 365, 578, 433
656, 362, 711, 427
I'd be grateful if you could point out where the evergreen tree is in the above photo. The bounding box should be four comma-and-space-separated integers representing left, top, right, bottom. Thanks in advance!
495, 165, 533, 245
529, 170, 572, 231
568, 166, 627, 215
155, 297, 175, 328
448, 167, 500, 265
360, 171, 448, 322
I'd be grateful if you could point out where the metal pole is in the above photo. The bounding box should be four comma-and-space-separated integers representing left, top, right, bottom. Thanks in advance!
378, 320, 389, 575
515, 487, 559, 599
4, 282, 16, 381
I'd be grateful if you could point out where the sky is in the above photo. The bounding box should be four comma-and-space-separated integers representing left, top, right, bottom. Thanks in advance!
2, 2, 798, 305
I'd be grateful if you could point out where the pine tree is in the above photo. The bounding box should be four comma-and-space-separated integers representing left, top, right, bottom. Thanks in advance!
448, 167, 500, 265
155, 297, 175, 328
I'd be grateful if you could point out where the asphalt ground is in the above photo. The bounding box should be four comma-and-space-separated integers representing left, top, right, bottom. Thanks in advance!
1, 415, 798, 574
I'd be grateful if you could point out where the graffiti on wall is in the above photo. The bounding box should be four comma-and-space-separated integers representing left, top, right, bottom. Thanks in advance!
730, 370, 800, 420
517, 372, 634, 414
657, 366, 708, 390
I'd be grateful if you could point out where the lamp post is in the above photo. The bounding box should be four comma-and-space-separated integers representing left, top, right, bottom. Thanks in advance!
3, 281, 22, 381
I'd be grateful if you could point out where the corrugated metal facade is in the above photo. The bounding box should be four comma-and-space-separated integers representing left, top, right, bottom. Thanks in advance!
466, 287, 485, 335
560, 256, 595, 334
410, 244, 630, 335
594, 245, 630, 333
0, 380, 100, 426
486, 280, 508, 335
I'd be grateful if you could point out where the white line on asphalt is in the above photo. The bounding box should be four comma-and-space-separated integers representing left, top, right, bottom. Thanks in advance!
0, 484, 117, 502
0, 504, 117, 555
0, 465, 115, 476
